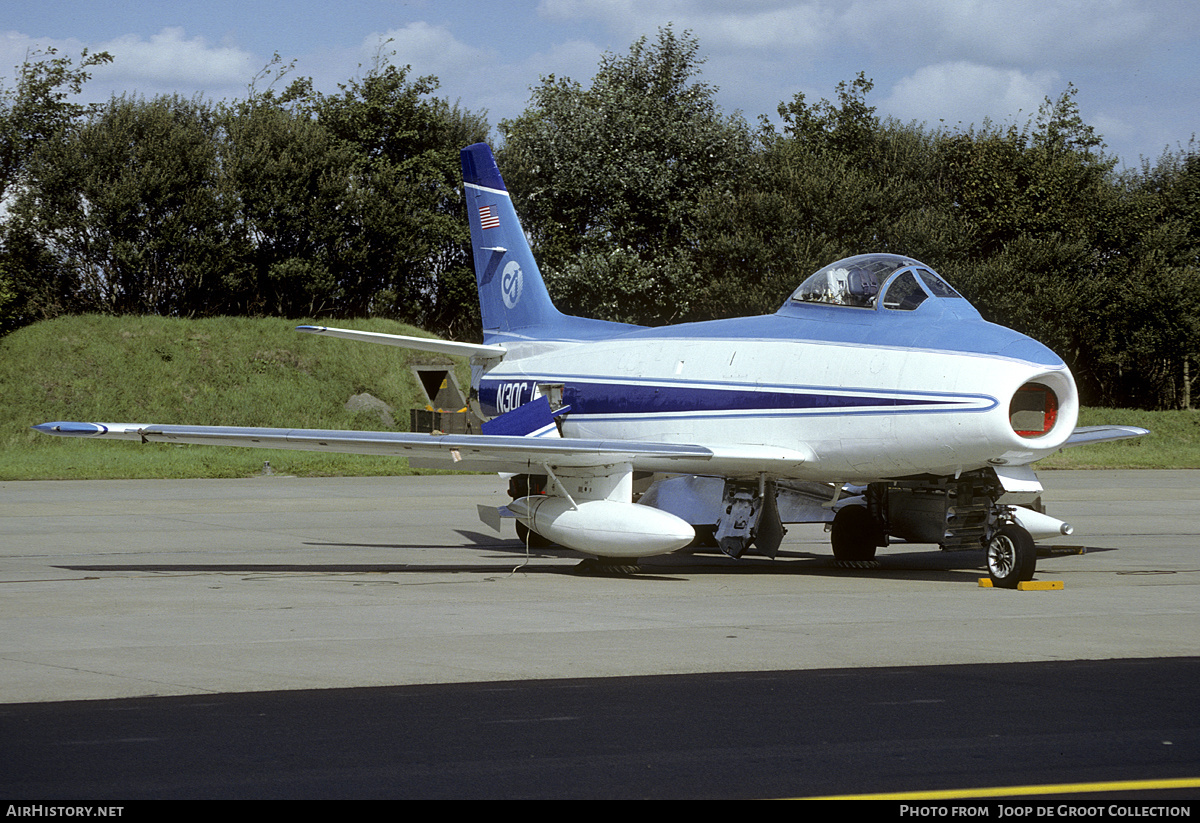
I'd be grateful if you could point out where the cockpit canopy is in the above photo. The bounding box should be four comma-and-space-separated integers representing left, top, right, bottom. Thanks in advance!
789, 254, 963, 312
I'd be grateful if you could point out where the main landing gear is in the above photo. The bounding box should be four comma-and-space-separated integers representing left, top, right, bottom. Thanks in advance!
830, 472, 1040, 588
514, 520, 553, 548
830, 505, 883, 563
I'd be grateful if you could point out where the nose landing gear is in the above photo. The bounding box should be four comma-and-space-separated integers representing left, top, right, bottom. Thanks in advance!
985, 522, 1037, 589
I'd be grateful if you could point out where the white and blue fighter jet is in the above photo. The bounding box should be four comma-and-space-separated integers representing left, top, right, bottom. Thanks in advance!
36, 143, 1147, 587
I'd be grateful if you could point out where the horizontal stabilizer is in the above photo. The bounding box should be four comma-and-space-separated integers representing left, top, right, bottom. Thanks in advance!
296, 325, 505, 360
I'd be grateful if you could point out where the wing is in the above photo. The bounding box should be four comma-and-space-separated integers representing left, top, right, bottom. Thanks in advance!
1062, 425, 1150, 447
32, 421, 810, 475
33, 420, 707, 470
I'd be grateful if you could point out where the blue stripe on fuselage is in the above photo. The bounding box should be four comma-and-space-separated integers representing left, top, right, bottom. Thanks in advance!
478, 378, 994, 420
561, 383, 963, 415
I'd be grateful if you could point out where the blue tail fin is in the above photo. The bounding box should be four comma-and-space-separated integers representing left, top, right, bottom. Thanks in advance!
460, 143, 638, 344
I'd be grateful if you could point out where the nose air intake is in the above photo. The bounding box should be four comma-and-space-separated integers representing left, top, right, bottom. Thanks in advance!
1009, 382, 1059, 438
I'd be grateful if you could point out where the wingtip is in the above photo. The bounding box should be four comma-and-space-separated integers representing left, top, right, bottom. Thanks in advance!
1109, 425, 1151, 439
33, 421, 106, 436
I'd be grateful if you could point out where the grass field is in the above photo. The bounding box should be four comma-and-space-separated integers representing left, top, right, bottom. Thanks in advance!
1037, 406, 1200, 469
2, 315, 1195, 479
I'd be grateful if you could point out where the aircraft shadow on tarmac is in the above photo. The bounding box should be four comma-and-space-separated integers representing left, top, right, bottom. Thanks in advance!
56, 538, 1109, 584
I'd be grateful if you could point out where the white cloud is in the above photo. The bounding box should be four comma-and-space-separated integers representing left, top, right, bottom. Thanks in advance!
372, 22, 488, 77
842, 0, 1156, 67
538, 0, 664, 31
539, 0, 832, 53
0, 28, 258, 103
883, 62, 1058, 129
359, 24, 605, 129
519, 38, 606, 84
95, 27, 257, 86
0, 31, 89, 79
684, 6, 833, 53
539, 0, 1164, 69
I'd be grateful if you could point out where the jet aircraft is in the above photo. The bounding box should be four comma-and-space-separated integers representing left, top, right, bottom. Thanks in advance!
36, 143, 1147, 587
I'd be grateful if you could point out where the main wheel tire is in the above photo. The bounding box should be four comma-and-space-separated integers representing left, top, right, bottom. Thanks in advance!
574, 557, 641, 576
515, 521, 553, 548
986, 523, 1036, 589
831, 505, 881, 562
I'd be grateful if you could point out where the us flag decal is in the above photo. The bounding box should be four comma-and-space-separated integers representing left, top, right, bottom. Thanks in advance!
479, 205, 500, 229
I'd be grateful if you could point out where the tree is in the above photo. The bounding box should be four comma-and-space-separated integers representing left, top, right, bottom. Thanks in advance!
499, 27, 752, 324
0, 47, 112, 204
2, 50, 490, 334
1117, 145, 1200, 407
306, 61, 488, 332
0, 48, 111, 331
937, 86, 1116, 257
776, 72, 880, 163
218, 93, 358, 316
5, 94, 231, 317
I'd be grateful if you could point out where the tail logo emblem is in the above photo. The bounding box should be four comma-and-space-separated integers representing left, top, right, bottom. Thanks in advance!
501, 261, 523, 309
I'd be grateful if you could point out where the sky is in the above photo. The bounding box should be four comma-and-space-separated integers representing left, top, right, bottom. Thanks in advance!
3, 0, 1197, 169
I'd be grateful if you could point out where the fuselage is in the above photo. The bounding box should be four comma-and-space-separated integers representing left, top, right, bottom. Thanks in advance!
477, 289, 1077, 483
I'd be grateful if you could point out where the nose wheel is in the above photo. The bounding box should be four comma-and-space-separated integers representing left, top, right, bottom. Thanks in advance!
986, 523, 1036, 588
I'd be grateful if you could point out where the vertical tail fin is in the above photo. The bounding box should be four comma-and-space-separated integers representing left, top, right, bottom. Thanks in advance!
460, 143, 639, 344
461, 143, 563, 339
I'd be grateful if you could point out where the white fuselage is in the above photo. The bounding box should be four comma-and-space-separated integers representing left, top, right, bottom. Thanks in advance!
477, 307, 1078, 483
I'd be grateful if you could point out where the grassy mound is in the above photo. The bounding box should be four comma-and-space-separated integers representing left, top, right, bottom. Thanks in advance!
2, 315, 469, 479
